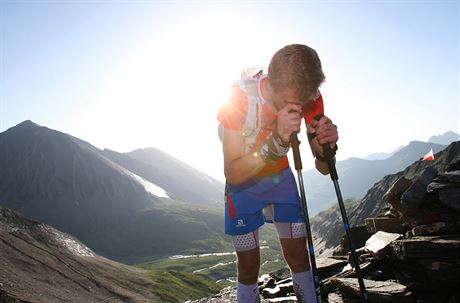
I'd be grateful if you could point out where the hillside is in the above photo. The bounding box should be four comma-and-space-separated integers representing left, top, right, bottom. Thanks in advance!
0, 206, 161, 303
0, 120, 227, 263
312, 141, 460, 253
102, 147, 224, 207
303, 140, 446, 215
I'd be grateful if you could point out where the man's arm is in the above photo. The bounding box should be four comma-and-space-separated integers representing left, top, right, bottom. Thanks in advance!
222, 128, 266, 186
223, 103, 303, 185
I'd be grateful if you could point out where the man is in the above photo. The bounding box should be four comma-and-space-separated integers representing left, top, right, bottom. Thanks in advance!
217, 44, 338, 303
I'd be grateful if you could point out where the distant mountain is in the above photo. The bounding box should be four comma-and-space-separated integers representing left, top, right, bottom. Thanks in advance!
0, 206, 161, 302
312, 141, 460, 253
0, 120, 227, 262
303, 140, 446, 215
364, 145, 404, 160
428, 131, 460, 145
102, 147, 223, 206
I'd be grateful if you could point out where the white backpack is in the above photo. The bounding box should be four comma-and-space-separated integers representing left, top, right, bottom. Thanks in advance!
218, 67, 265, 153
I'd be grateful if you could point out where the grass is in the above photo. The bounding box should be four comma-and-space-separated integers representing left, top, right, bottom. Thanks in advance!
136, 224, 290, 302
146, 269, 224, 302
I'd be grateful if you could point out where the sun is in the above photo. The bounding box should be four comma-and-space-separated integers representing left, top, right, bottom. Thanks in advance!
77, 6, 293, 180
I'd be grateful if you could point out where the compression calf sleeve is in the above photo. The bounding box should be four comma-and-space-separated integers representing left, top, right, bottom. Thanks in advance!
291, 270, 318, 303
237, 282, 260, 303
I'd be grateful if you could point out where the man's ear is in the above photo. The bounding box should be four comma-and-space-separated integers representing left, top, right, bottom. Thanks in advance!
264, 79, 274, 95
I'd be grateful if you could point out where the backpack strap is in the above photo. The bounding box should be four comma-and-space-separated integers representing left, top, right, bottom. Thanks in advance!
239, 69, 264, 152
218, 68, 265, 154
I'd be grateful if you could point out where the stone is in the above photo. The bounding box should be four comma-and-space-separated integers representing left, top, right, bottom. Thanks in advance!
320, 261, 374, 294
417, 259, 460, 284
332, 226, 372, 257
384, 176, 412, 208
439, 188, 460, 212
327, 291, 361, 303
266, 296, 297, 303
329, 278, 416, 302
365, 231, 402, 259
316, 257, 348, 276
268, 267, 291, 282
261, 280, 293, 299
411, 221, 458, 236
401, 167, 438, 209
365, 217, 404, 234
427, 170, 460, 212
390, 235, 460, 260
346, 247, 367, 268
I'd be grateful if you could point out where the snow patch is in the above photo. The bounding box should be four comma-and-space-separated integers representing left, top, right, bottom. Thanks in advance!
128, 172, 169, 198
47, 227, 95, 257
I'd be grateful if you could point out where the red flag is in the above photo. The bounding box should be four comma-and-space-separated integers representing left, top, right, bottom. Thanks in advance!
422, 148, 435, 161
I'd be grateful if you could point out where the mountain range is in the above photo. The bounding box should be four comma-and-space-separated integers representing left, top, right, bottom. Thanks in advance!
1, 119, 458, 301
0, 120, 457, 263
362, 131, 459, 160
0, 120, 227, 263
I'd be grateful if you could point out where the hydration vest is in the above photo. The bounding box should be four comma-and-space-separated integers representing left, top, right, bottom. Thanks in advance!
218, 67, 266, 153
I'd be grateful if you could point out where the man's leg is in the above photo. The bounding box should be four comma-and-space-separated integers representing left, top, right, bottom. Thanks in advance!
233, 231, 261, 303
276, 223, 317, 303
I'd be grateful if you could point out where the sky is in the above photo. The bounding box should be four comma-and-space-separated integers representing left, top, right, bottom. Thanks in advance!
1, 0, 459, 182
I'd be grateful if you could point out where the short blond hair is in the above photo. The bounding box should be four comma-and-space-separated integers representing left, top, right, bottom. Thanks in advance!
268, 44, 325, 101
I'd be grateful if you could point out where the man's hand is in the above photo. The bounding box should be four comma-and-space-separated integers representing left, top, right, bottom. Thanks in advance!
308, 115, 338, 158
276, 103, 303, 143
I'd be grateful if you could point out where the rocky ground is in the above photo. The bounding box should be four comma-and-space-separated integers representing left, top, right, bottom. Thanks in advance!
190, 157, 460, 303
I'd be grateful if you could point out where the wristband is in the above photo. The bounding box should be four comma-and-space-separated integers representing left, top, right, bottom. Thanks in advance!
272, 129, 290, 148
257, 133, 290, 163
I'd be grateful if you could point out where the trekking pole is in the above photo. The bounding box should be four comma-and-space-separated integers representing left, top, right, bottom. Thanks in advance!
314, 115, 369, 302
290, 132, 322, 303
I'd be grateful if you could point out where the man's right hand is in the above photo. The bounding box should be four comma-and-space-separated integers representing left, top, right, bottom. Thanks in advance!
276, 103, 303, 143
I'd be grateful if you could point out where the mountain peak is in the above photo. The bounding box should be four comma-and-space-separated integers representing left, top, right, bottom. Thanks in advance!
18, 119, 40, 127
8, 120, 41, 131
428, 131, 460, 145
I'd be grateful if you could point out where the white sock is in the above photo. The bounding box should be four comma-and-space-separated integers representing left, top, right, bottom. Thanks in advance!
237, 282, 260, 303
291, 270, 318, 303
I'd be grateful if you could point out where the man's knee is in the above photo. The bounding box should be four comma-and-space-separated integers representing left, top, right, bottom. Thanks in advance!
280, 238, 310, 273
284, 252, 309, 272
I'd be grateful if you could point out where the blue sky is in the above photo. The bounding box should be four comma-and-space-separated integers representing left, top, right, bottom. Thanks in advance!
1, 0, 459, 182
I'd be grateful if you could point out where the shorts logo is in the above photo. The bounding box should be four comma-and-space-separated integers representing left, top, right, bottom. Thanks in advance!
236, 219, 246, 227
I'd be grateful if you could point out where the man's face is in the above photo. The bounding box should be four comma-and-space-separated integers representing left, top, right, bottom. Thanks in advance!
272, 87, 319, 111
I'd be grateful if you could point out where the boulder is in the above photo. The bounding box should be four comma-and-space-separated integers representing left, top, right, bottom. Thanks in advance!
329, 278, 416, 302
401, 167, 438, 209
365, 231, 402, 259
383, 176, 412, 210
427, 170, 460, 212
365, 217, 404, 234
390, 235, 460, 260
411, 221, 458, 236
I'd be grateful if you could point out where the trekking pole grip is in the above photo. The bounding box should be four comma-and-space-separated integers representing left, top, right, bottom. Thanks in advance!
314, 115, 338, 181
290, 132, 302, 171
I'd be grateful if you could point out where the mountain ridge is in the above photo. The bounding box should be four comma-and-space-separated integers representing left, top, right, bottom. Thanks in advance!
0, 120, 227, 263
303, 140, 447, 215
